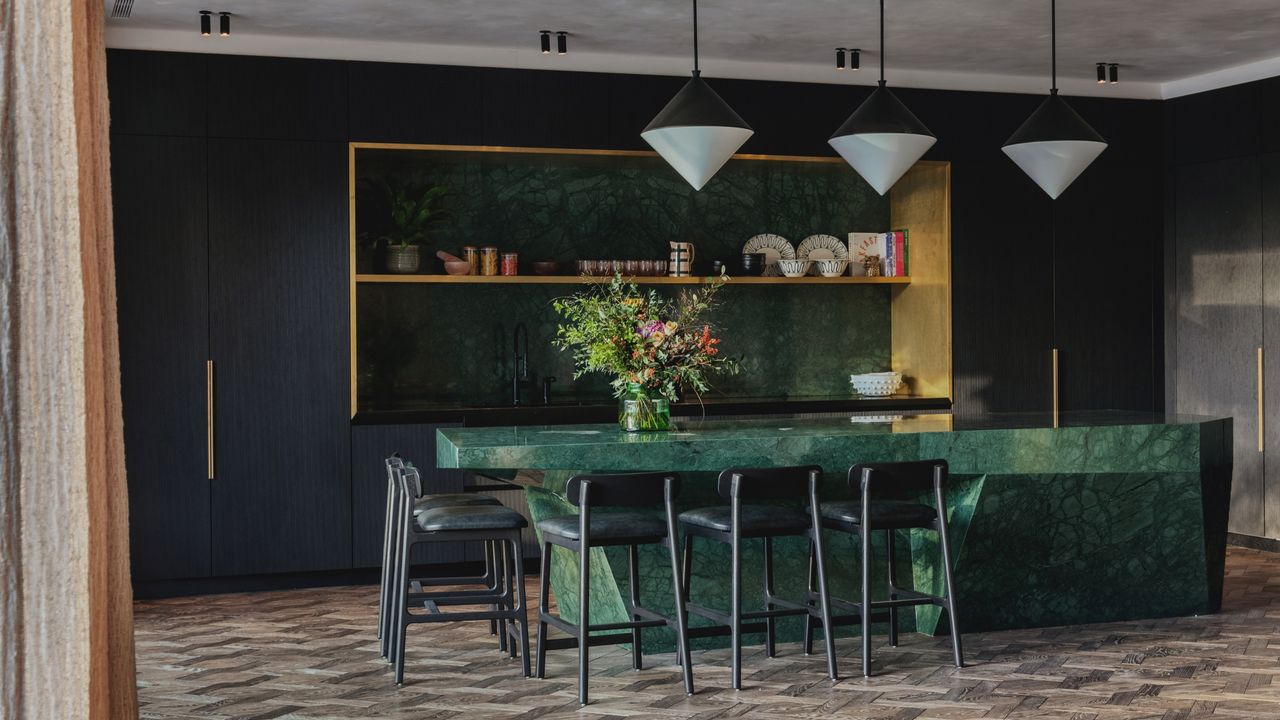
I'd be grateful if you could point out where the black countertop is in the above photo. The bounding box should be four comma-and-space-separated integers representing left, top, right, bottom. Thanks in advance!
351, 394, 951, 427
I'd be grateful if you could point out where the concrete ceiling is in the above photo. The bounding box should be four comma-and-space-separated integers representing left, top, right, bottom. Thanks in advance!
104, 0, 1280, 99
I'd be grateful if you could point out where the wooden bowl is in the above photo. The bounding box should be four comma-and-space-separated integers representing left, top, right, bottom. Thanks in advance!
532, 261, 559, 275
444, 260, 471, 275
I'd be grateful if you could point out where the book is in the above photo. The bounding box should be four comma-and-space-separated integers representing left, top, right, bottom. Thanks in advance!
846, 232, 885, 276
894, 230, 906, 277
884, 231, 896, 277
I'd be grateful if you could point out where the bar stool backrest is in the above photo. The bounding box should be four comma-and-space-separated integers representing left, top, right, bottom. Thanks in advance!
566, 472, 681, 507
716, 465, 823, 501
848, 459, 948, 503
398, 464, 424, 501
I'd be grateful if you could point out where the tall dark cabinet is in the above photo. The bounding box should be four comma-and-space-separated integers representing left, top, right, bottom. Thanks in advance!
112, 134, 212, 581
207, 139, 351, 575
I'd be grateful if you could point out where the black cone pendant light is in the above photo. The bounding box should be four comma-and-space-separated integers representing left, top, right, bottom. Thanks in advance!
829, 0, 935, 195
642, 0, 753, 191
1002, 0, 1106, 199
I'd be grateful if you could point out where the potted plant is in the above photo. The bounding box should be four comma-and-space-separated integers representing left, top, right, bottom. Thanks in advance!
553, 274, 739, 431
363, 174, 449, 274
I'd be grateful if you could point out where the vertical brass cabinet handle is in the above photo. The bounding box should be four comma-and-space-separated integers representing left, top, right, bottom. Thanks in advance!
1051, 348, 1060, 428
207, 360, 215, 479
1259, 347, 1265, 454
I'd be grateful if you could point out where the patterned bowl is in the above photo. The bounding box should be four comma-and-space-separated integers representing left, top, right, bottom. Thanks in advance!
815, 259, 849, 277
849, 372, 902, 397
776, 259, 811, 277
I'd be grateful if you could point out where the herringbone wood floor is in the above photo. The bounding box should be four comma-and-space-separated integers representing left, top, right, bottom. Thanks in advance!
136, 547, 1280, 719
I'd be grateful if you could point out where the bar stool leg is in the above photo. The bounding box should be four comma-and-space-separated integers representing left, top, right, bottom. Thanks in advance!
378, 475, 395, 652
860, 522, 873, 677
763, 536, 776, 658
499, 541, 511, 655
512, 536, 532, 678
886, 529, 899, 648
811, 524, 838, 681
535, 541, 552, 680
803, 544, 817, 656
578, 544, 591, 705
627, 544, 643, 670
937, 519, 965, 668
393, 535, 413, 686
665, 532, 694, 696
730, 530, 743, 690
487, 540, 498, 636
681, 535, 693, 598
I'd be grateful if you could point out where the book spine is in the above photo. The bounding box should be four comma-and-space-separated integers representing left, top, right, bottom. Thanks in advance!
883, 231, 894, 276
895, 230, 906, 277
902, 229, 910, 276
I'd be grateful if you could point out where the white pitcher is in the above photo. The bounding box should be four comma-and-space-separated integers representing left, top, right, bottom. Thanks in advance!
669, 241, 695, 277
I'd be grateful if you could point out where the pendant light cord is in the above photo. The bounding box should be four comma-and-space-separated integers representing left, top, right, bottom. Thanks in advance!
692, 0, 700, 75
878, 0, 886, 86
1050, 0, 1057, 93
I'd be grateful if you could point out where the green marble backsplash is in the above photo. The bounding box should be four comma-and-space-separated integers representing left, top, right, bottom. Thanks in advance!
357, 283, 891, 407
354, 147, 891, 409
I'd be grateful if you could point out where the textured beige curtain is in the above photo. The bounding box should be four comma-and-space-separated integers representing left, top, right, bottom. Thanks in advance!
0, 1, 138, 718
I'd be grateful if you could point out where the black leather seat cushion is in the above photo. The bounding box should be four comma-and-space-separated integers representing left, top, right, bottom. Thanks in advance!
412, 493, 500, 519
678, 505, 810, 535
414, 505, 528, 533
538, 512, 668, 543
816, 500, 937, 528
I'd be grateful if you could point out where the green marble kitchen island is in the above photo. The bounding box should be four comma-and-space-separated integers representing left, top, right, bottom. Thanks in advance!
436, 412, 1232, 650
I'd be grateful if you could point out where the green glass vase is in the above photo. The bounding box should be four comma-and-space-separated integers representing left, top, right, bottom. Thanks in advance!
618, 383, 671, 432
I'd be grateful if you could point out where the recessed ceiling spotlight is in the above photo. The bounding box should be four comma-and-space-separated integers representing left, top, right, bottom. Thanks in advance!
557, 31, 568, 55
540, 30, 551, 54
218, 11, 230, 37
1108, 63, 1118, 84
1096, 63, 1106, 84
199, 9, 211, 36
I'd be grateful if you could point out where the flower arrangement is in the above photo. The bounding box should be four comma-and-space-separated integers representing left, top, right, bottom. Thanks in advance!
553, 274, 738, 429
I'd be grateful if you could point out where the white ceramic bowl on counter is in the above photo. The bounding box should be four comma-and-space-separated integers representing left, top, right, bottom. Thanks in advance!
815, 259, 849, 277
776, 259, 811, 277
849, 371, 903, 397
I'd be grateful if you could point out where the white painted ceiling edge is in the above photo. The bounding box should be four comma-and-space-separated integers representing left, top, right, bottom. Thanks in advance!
105, 26, 1280, 101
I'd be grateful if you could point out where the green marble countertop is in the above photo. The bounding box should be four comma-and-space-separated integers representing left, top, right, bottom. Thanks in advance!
436, 411, 1228, 476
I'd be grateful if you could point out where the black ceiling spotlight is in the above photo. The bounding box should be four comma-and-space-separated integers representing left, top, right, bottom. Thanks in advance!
850, 48, 861, 70
540, 30, 551, 54
219, 11, 230, 37
836, 47, 846, 70
1108, 63, 1118, 84
557, 31, 567, 55
199, 10, 211, 36
1096, 63, 1106, 84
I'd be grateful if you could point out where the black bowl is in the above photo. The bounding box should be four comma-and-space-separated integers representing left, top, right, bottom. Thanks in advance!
740, 252, 767, 276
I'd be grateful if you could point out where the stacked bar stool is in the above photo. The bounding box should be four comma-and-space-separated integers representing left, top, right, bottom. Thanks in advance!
378, 454, 508, 660
805, 459, 964, 677
389, 463, 532, 685
535, 472, 693, 706
678, 465, 837, 688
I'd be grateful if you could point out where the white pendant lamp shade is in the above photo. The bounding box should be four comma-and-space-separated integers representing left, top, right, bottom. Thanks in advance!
642, 73, 753, 190
1002, 92, 1107, 199
829, 86, 935, 195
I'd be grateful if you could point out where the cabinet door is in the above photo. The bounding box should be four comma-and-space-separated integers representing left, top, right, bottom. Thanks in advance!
112, 134, 211, 580
1175, 156, 1263, 537
1263, 153, 1280, 537
1053, 159, 1161, 412
208, 139, 351, 575
950, 157, 1054, 413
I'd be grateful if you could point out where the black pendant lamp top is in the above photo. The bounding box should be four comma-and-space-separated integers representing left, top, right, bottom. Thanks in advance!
1005, 90, 1105, 146
640, 0, 753, 190
827, 0, 936, 195
1001, 0, 1106, 199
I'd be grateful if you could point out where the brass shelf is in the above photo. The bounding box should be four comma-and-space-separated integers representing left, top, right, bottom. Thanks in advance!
355, 274, 911, 285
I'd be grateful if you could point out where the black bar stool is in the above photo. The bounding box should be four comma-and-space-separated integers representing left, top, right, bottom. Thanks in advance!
805, 459, 963, 677
389, 465, 532, 685
678, 465, 837, 689
535, 472, 693, 706
378, 454, 506, 660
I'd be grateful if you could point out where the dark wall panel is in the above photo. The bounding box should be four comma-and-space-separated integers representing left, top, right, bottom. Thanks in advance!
112, 134, 211, 580
208, 55, 347, 140
208, 139, 352, 575
479, 69, 612, 148
107, 50, 207, 137
1168, 82, 1262, 165
348, 62, 484, 145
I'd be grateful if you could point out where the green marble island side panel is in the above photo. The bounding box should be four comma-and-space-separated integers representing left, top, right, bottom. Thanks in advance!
437, 413, 1232, 648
